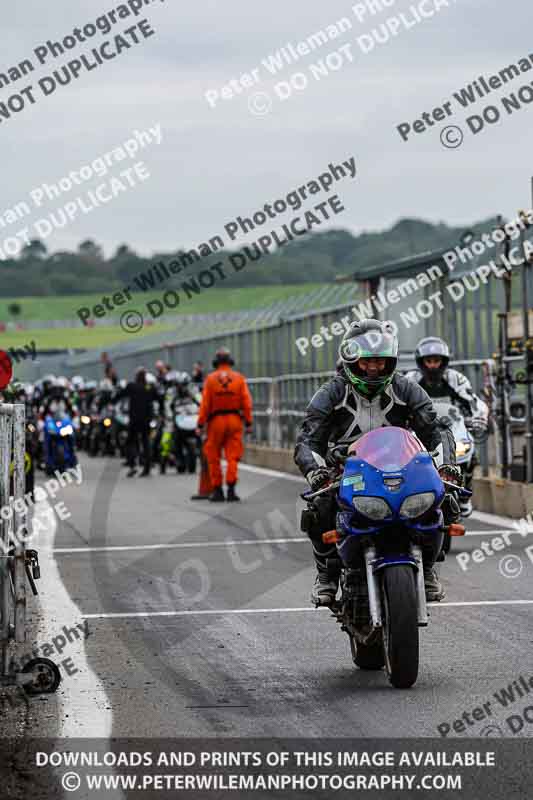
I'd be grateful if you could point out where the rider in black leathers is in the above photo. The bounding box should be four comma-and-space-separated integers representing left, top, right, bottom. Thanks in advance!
294, 319, 460, 606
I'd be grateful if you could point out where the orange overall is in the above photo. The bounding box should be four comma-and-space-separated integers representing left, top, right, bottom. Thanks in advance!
197, 366, 253, 488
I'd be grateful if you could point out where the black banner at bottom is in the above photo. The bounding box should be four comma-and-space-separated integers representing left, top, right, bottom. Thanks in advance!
1, 738, 531, 799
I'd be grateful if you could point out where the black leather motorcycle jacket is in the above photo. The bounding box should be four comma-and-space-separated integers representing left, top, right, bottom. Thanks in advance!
294, 370, 455, 477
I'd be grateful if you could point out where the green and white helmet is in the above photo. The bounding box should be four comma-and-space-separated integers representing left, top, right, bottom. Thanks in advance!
338, 319, 398, 397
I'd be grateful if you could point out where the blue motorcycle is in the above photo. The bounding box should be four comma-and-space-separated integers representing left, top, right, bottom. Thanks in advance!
43, 413, 77, 475
302, 426, 467, 689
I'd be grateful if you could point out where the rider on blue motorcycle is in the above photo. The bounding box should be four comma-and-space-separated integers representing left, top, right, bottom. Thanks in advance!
294, 319, 460, 607
41, 377, 75, 418
405, 337, 488, 516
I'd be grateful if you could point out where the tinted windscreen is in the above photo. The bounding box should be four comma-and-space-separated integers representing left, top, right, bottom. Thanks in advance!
349, 427, 424, 471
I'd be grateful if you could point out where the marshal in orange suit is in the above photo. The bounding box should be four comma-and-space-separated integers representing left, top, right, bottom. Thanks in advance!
197, 348, 253, 502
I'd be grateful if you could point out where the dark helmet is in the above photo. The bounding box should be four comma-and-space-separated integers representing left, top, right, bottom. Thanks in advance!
135, 366, 147, 384
338, 319, 398, 397
213, 347, 234, 368
415, 337, 450, 380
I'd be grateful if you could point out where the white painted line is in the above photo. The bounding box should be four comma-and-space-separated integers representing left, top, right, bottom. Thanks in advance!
82, 599, 533, 619
50, 538, 308, 554
240, 462, 305, 483
33, 499, 114, 737
463, 529, 528, 537
49, 530, 528, 554
470, 510, 518, 528
429, 600, 533, 607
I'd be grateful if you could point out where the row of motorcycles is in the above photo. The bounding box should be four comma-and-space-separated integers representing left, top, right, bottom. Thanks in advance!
75, 376, 201, 474
11, 371, 202, 493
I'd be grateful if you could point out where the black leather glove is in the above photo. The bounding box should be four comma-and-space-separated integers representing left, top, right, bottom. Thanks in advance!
438, 464, 463, 486
307, 467, 330, 492
439, 464, 463, 524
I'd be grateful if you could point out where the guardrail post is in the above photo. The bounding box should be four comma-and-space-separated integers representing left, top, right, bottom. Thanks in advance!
269, 379, 281, 448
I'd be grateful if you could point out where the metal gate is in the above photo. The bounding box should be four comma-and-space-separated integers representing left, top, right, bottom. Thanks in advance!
0, 403, 26, 684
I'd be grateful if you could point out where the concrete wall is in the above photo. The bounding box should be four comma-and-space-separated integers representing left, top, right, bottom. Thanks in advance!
243, 446, 533, 520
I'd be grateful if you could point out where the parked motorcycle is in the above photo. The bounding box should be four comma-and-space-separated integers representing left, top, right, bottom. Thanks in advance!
76, 413, 93, 452
43, 413, 77, 475
174, 401, 200, 474
114, 402, 130, 459
301, 427, 468, 689
87, 405, 117, 457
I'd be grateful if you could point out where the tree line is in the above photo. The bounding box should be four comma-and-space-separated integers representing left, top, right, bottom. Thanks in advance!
0, 216, 494, 297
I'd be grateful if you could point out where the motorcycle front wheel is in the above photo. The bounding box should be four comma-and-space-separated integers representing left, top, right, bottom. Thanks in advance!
381, 565, 419, 689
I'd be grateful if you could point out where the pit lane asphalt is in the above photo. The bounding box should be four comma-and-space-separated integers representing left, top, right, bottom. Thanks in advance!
39, 455, 533, 739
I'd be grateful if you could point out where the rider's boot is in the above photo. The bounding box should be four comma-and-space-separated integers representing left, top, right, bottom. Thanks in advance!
226, 483, 240, 502
310, 546, 341, 606
209, 485, 225, 502
423, 565, 445, 601
421, 537, 445, 601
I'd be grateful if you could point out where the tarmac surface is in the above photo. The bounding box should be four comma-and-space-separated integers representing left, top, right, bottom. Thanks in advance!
21, 454, 533, 740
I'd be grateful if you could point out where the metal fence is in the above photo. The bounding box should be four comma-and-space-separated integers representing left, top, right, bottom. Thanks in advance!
0, 404, 27, 686
247, 357, 493, 474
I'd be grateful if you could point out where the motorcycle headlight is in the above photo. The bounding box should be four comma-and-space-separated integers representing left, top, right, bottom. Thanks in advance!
81, 415, 91, 424
103, 418, 112, 427
352, 496, 391, 520
27, 423, 35, 433
59, 424, 73, 437
400, 492, 435, 519
456, 440, 471, 457
149, 420, 157, 429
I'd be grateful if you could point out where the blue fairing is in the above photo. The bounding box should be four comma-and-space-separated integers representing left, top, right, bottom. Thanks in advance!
339, 451, 444, 516
335, 428, 445, 564
44, 414, 77, 469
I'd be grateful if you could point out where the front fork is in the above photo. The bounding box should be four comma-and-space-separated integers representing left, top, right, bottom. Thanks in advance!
364, 544, 428, 628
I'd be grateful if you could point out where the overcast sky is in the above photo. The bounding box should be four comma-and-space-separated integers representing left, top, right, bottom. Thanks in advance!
0, 0, 532, 259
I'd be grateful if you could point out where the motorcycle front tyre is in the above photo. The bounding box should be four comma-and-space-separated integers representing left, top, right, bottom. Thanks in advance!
381, 564, 419, 689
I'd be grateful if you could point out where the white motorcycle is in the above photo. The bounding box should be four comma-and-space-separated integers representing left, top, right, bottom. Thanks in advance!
433, 398, 488, 551
174, 401, 200, 474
